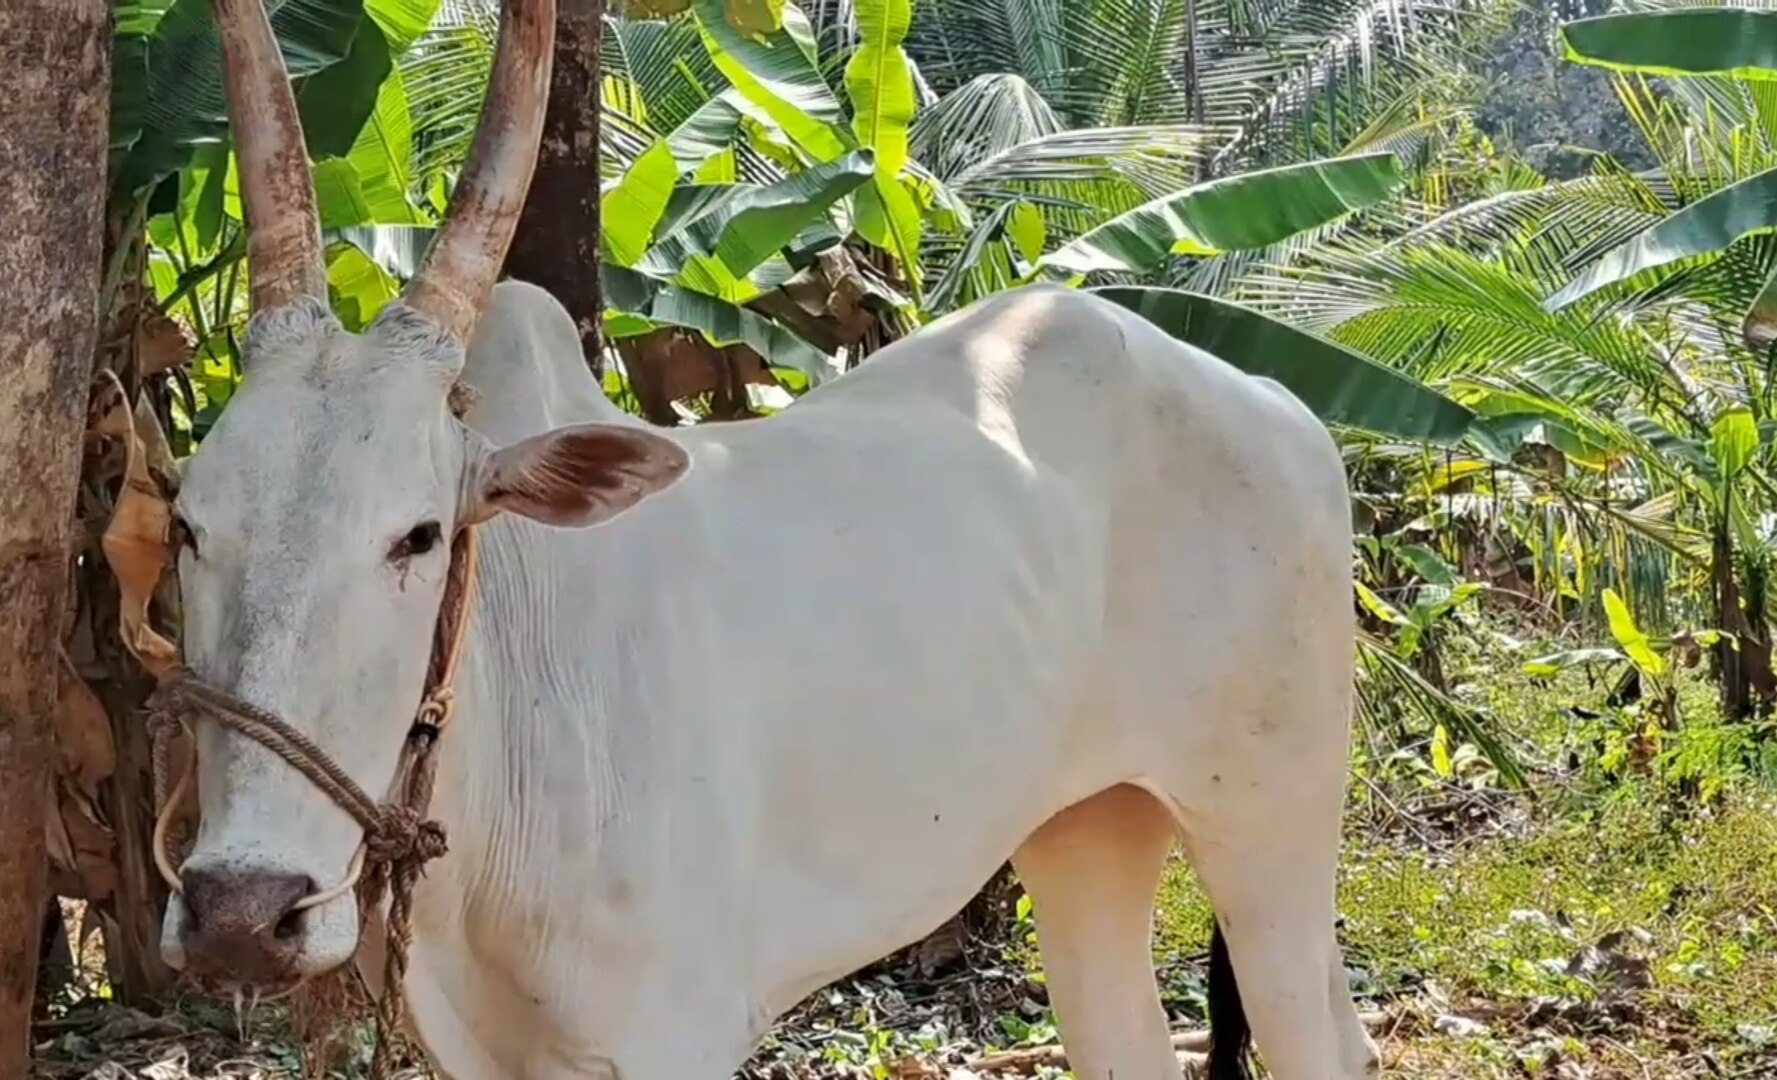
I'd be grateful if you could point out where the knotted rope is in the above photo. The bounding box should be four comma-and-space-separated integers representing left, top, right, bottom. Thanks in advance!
146, 526, 480, 1079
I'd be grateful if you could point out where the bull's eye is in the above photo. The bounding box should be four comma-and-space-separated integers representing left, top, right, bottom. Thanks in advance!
170, 514, 198, 560
390, 521, 443, 562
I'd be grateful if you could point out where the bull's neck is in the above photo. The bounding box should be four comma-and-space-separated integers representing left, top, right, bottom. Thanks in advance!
426, 515, 639, 901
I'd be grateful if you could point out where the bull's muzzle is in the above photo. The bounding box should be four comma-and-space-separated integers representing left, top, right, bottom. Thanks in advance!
177, 864, 314, 985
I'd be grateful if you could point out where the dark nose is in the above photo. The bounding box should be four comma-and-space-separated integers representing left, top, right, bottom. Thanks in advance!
179, 866, 314, 984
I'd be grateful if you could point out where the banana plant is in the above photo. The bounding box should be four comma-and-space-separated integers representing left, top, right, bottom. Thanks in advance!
113, 0, 434, 202
589, 0, 1475, 436
599, 147, 879, 383
1549, 6, 1777, 354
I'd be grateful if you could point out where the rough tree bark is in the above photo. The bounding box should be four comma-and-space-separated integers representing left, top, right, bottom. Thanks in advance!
505, 0, 605, 376
0, 0, 111, 1074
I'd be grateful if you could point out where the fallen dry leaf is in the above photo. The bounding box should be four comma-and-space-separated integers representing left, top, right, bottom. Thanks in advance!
135, 309, 194, 378
46, 782, 119, 901
55, 648, 115, 796
133, 392, 178, 490
94, 370, 179, 677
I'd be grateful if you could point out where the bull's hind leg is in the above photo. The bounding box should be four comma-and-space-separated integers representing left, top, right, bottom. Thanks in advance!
1011, 783, 1184, 1080
1175, 772, 1381, 1080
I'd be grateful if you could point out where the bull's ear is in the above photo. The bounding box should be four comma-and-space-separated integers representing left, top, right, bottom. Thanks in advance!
464, 423, 690, 528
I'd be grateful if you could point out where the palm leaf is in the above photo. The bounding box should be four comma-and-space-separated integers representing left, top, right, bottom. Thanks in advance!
1093, 285, 1474, 441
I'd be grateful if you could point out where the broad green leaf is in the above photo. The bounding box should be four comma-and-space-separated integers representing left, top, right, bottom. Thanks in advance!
365, 0, 439, 51
1560, 11, 1777, 80
115, 0, 178, 37
615, 0, 691, 15
1522, 648, 1628, 677
326, 241, 399, 330
1398, 545, 1459, 588
603, 141, 681, 268
1603, 587, 1665, 677
603, 263, 837, 381
1465, 412, 1547, 464
333, 224, 433, 278
854, 173, 924, 289
845, 0, 915, 177
180, 144, 228, 256
111, 35, 152, 154
224, 152, 409, 229
726, 0, 785, 37
1430, 724, 1453, 780
297, 16, 394, 158
1092, 286, 1473, 443
114, 0, 368, 195
342, 63, 422, 224
667, 93, 748, 173
1007, 202, 1046, 265
1711, 406, 1758, 481
639, 151, 875, 287
312, 157, 377, 228
1545, 165, 1777, 310
692, 0, 847, 160
694, 149, 738, 183
1355, 581, 1411, 627
780, 3, 820, 65
1037, 154, 1405, 276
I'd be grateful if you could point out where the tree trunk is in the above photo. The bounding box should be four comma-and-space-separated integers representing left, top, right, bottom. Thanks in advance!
1712, 526, 1775, 722
0, 1, 110, 1073
505, 0, 605, 376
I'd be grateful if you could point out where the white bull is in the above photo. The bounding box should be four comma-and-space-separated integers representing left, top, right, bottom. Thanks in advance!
159, 1, 1379, 1078
167, 280, 1376, 1080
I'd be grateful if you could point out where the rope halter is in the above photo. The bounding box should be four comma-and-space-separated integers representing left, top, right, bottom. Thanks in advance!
145, 525, 480, 1078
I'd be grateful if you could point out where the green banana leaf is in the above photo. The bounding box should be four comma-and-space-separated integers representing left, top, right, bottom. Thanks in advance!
846, 0, 916, 178
667, 93, 749, 174
637, 151, 876, 296
1543, 164, 1777, 311
604, 141, 682, 268
365, 0, 440, 51
112, 0, 389, 196
1037, 154, 1406, 277
1093, 286, 1473, 443
854, 173, 925, 291
1560, 10, 1777, 80
326, 240, 401, 330
691, 0, 847, 160
616, 0, 781, 35
603, 263, 837, 381
296, 17, 393, 158
337, 58, 423, 225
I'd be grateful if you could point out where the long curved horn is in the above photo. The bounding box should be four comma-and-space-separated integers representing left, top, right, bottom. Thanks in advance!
213, 0, 328, 310
402, 0, 557, 343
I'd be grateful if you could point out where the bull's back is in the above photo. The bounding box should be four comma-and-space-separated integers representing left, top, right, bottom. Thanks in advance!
1091, 298, 1356, 792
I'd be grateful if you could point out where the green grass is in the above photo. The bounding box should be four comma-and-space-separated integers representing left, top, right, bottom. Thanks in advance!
1116, 653, 1777, 1077
1130, 791, 1777, 1076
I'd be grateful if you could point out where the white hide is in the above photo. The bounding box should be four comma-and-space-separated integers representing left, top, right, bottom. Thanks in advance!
165, 281, 1374, 1079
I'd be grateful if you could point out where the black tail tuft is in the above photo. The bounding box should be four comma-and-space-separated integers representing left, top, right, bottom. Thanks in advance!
1206, 922, 1255, 1080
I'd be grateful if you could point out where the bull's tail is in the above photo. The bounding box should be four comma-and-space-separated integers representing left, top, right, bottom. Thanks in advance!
1206, 921, 1255, 1080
